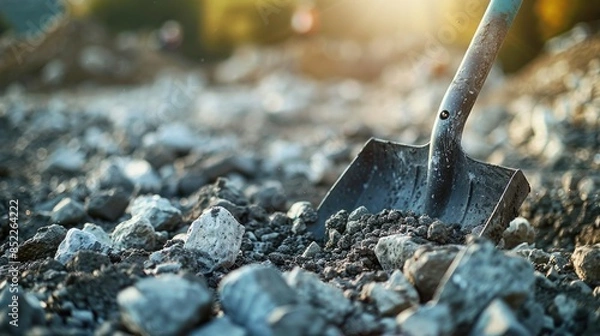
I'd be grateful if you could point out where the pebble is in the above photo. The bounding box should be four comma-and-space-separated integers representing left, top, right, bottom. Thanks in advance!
302, 241, 321, 258
284, 267, 353, 324
18, 224, 67, 261
434, 240, 535, 329
46, 147, 86, 173
130, 195, 182, 231
142, 122, 201, 153
86, 188, 130, 221
470, 299, 530, 336
404, 245, 461, 301
55, 228, 111, 264
50, 198, 86, 226
189, 316, 247, 336
361, 282, 411, 316
426, 220, 451, 244
117, 274, 212, 336
87, 160, 134, 192
374, 234, 421, 270
219, 265, 300, 336
82, 223, 113, 248
65, 250, 111, 273
246, 181, 287, 212
111, 215, 156, 251
503, 217, 535, 249
571, 244, 600, 285
397, 303, 455, 336
0, 286, 45, 332
348, 206, 369, 222
287, 201, 318, 223
184, 206, 245, 272
117, 158, 162, 193
268, 304, 328, 336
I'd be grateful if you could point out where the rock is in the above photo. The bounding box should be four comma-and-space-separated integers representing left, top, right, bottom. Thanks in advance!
361, 282, 411, 316
427, 220, 451, 244
386, 270, 420, 309
284, 267, 353, 324
434, 240, 535, 330
189, 316, 247, 336
219, 265, 299, 336
548, 294, 578, 325
346, 220, 363, 235
397, 303, 455, 336
302, 242, 321, 258
82, 223, 113, 248
46, 147, 85, 173
510, 244, 550, 265
118, 158, 162, 193
291, 219, 306, 234
142, 122, 201, 153
374, 234, 421, 270
18, 224, 67, 261
50, 198, 86, 226
0, 285, 45, 334
87, 160, 134, 192
516, 294, 545, 336
287, 201, 318, 224
247, 181, 287, 212
118, 274, 212, 336
325, 210, 348, 234
571, 244, 600, 285
184, 206, 245, 272
55, 228, 111, 265
130, 195, 182, 231
268, 304, 327, 336
200, 154, 258, 182
470, 299, 530, 336
86, 188, 130, 221
404, 245, 462, 301
65, 250, 111, 273
111, 215, 156, 251
503, 217, 535, 249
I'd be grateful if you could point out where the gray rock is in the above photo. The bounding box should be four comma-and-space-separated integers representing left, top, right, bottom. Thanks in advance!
361, 282, 410, 316
118, 158, 162, 193
434, 240, 535, 329
516, 294, 545, 336
86, 188, 129, 221
199, 154, 257, 182
87, 160, 134, 192
130, 195, 182, 231
0, 285, 45, 334
510, 244, 550, 265
346, 220, 363, 234
82, 223, 113, 248
348, 206, 369, 222
302, 242, 321, 258
397, 303, 455, 336
427, 220, 451, 244
118, 274, 212, 336
291, 219, 307, 234
111, 215, 156, 251
326, 229, 342, 249
65, 250, 111, 273
268, 304, 327, 336
503, 217, 535, 249
185, 206, 244, 272
55, 228, 111, 264
386, 270, 420, 308
247, 181, 287, 212
189, 316, 247, 336
374, 234, 421, 270
46, 147, 85, 173
325, 210, 348, 234
18, 224, 67, 261
51, 198, 86, 226
284, 267, 353, 324
219, 265, 299, 336
404, 245, 462, 301
142, 122, 201, 153
287, 201, 318, 223
548, 294, 578, 324
470, 299, 530, 336
571, 244, 600, 285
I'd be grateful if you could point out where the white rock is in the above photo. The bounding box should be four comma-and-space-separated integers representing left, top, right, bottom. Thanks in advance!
55, 228, 110, 264
82, 223, 113, 248
184, 206, 245, 271
116, 158, 161, 193
374, 235, 421, 270
130, 195, 182, 231
111, 215, 156, 251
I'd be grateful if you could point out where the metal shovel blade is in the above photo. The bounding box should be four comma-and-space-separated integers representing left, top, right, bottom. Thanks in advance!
309, 0, 530, 243
312, 139, 529, 243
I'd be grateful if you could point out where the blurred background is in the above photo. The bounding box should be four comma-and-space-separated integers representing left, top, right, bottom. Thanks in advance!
1, 0, 599, 88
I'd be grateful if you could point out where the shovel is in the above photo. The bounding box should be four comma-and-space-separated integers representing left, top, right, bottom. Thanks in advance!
309, 0, 529, 244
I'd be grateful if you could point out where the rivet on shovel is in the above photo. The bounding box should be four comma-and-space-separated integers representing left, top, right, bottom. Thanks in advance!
310, 0, 530, 244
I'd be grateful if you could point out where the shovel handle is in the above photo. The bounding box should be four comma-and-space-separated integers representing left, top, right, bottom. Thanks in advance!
426, 0, 521, 215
